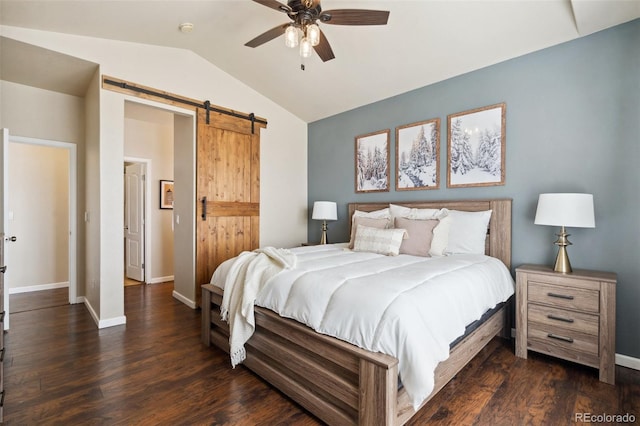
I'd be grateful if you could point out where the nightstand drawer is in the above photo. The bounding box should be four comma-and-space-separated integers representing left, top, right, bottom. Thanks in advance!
528, 281, 599, 313
528, 304, 599, 336
528, 324, 599, 359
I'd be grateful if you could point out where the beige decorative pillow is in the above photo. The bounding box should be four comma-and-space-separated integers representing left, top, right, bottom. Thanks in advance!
395, 217, 438, 257
348, 216, 391, 249
353, 225, 407, 256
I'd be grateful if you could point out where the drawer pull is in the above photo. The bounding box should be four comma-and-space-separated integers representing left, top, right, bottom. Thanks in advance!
547, 292, 574, 300
547, 314, 575, 323
547, 333, 574, 343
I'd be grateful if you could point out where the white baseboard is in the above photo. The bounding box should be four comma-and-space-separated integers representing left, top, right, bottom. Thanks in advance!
83, 297, 100, 326
616, 353, 640, 371
9, 281, 69, 294
147, 275, 174, 284
98, 315, 127, 329
172, 290, 196, 309
83, 297, 127, 329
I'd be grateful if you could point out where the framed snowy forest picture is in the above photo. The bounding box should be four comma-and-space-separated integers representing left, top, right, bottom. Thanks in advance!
355, 129, 390, 193
396, 118, 440, 190
447, 103, 506, 188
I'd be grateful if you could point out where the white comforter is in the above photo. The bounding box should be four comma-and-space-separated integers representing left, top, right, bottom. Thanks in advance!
213, 244, 514, 409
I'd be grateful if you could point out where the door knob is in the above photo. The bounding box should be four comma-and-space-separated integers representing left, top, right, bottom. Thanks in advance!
4, 236, 16, 242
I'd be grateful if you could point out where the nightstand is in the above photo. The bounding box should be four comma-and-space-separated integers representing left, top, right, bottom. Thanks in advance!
515, 264, 616, 384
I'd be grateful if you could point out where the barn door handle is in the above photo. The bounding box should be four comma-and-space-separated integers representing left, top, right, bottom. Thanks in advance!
201, 196, 207, 220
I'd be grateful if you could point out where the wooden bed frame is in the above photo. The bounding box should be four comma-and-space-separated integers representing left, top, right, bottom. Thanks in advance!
202, 199, 512, 425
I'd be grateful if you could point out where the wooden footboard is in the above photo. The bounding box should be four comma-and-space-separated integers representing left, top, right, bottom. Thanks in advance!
202, 284, 509, 425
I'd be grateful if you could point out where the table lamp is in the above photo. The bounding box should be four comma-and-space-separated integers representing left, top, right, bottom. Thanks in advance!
534, 193, 595, 273
312, 201, 337, 244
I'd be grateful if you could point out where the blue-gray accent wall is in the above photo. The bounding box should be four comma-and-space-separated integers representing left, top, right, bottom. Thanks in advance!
308, 20, 640, 359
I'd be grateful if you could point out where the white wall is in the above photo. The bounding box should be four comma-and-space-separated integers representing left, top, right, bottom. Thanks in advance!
124, 102, 174, 282
84, 69, 102, 317
1, 25, 308, 324
7, 142, 69, 289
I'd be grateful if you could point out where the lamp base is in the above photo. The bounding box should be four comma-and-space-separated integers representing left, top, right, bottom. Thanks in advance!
319, 220, 328, 245
553, 226, 572, 273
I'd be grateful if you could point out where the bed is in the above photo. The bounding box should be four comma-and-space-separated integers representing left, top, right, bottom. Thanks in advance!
201, 198, 513, 425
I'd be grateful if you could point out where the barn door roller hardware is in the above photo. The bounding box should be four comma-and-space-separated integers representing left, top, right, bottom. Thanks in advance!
102, 77, 267, 132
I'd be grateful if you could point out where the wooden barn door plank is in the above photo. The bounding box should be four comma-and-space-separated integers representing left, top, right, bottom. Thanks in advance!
195, 109, 262, 306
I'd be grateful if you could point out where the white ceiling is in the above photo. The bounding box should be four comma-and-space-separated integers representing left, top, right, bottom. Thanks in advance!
1, 0, 638, 122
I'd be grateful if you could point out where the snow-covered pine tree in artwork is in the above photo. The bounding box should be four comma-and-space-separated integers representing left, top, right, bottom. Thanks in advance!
476, 127, 501, 176
450, 118, 474, 175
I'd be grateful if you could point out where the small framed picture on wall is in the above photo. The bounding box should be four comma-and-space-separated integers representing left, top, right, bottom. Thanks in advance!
160, 180, 174, 209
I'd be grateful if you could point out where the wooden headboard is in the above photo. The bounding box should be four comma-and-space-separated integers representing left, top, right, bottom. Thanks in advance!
348, 199, 512, 269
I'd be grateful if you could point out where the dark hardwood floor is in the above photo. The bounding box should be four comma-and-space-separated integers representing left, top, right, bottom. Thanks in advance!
4, 283, 639, 425
9, 287, 69, 313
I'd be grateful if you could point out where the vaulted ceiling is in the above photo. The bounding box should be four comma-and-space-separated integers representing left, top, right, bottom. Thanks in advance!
1, 0, 638, 122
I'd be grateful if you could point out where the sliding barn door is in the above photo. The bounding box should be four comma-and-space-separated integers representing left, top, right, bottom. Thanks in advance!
195, 109, 263, 306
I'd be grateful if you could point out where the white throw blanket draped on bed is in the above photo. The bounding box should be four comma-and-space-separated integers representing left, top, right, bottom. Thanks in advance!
213, 247, 296, 368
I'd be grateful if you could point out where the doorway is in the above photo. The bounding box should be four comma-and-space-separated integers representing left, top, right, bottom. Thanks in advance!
123, 101, 175, 288
4, 135, 78, 326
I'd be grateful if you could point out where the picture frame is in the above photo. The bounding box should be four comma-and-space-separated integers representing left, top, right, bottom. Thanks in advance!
396, 118, 440, 190
447, 103, 506, 188
355, 129, 390, 193
160, 180, 174, 209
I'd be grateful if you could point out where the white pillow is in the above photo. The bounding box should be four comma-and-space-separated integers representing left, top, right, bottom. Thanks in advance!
389, 204, 441, 221
429, 214, 452, 256
353, 207, 390, 220
445, 209, 492, 255
353, 225, 407, 256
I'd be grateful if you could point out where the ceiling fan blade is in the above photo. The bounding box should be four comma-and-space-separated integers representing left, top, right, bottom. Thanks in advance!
245, 23, 289, 48
314, 29, 335, 62
320, 9, 390, 26
252, 0, 292, 14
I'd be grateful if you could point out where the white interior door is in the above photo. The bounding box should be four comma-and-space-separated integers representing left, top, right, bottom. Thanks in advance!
125, 163, 145, 282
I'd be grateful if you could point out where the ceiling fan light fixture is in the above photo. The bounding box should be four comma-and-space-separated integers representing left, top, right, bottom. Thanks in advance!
284, 25, 299, 48
307, 23, 320, 46
300, 37, 313, 58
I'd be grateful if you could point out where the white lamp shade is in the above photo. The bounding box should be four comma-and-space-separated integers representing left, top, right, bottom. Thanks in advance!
534, 193, 595, 228
312, 201, 337, 221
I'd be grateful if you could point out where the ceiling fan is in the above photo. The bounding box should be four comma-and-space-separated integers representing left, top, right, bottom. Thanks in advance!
245, 0, 390, 64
